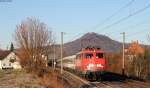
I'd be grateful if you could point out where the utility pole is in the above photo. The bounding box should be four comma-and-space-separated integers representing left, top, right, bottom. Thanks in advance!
121, 32, 125, 75
61, 32, 64, 74
53, 43, 56, 70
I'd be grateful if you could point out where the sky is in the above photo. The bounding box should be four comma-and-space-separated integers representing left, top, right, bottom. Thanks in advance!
0, 0, 150, 49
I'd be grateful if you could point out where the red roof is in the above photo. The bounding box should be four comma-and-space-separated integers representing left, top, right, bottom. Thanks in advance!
0, 50, 11, 60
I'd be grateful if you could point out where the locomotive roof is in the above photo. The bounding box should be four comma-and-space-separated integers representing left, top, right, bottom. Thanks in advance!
77, 49, 104, 54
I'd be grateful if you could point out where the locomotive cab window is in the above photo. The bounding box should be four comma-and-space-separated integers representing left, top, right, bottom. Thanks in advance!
85, 53, 93, 59
96, 53, 103, 58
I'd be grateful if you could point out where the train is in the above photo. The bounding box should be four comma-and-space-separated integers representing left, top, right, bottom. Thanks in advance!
57, 47, 107, 80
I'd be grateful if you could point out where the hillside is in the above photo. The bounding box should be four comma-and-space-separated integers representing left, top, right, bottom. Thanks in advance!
64, 32, 122, 56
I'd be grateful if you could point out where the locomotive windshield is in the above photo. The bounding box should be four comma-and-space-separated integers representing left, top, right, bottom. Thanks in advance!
85, 53, 93, 59
96, 53, 103, 58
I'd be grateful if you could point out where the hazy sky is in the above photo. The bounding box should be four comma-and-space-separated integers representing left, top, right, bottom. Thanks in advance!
0, 0, 150, 49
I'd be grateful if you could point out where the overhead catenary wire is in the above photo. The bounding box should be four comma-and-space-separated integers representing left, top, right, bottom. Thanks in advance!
66, 0, 135, 42
66, 1, 150, 45
65, 33, 84, 43
91, 0, 135, 30
124, 29, 150, 44
126, 28, 150, 37
111, 27, 150, 42
109, 18, 150, 36
99, 3, 150, 33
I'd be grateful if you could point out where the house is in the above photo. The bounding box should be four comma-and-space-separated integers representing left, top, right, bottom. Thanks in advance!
0, 50, 21, 69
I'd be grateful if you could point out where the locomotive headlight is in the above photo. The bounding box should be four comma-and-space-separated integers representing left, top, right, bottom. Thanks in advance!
88, 63, 94, 67
87, 63, 94, 70
97, 64, 103, 68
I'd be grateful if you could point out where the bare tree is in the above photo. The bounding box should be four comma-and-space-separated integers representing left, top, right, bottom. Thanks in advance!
15, 17, 53, 73
126, 41, 149, 79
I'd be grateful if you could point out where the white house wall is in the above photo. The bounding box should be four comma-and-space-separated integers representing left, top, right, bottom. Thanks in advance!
1, 52, 21, 69
1, 53, 13, 69
13, 55, 21, 69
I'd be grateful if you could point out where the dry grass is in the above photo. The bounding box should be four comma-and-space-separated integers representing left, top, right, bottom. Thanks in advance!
0, 69, 72, 88
0, 68, 76, 88
37, 69, 71, 88
0, 69, 44, 88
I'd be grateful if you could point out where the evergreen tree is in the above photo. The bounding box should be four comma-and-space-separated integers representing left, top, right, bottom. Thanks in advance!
10, 42, 14, 51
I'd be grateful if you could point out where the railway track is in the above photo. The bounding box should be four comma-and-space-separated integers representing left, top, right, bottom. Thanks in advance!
90, 80, 150, 88
55, 68, 93, 88
59, 68, 150, 88
91, 81, 126, 88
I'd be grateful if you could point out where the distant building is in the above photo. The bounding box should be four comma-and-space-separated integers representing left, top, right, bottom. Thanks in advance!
0, 50, 21, 69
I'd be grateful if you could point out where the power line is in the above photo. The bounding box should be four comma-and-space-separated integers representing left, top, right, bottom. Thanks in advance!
126, 28, 150, 37
100, 3, 150, 32
125, 29, 150, 44
66, 33, 84, 42
110, 18, 150, 36
91, 0, 135, 30
112, 27, 150, 41
67, 0, 135, 40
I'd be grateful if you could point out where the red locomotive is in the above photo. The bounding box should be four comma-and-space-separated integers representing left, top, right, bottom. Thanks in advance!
75, 47, 107, 80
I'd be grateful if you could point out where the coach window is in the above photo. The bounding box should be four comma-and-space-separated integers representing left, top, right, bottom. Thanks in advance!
85, 53, 93, 59
96, 53, 103, 58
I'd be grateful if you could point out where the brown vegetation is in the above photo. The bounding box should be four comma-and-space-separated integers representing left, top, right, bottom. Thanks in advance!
127, 41, 144, 55
14, 17, 73, 88
0, 70, 44, 88
126, 41, 148, 79
15, 17, 53, 73
106, 53, 122, 74
14, 17, 70, 88
37, 68, 70, 88
107, 41, 150, 80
